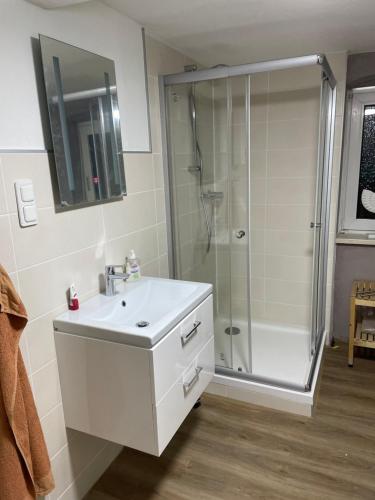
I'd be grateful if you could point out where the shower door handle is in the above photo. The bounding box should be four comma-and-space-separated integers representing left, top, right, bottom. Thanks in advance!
310, 222, 322, 229
235, 230, 246, 239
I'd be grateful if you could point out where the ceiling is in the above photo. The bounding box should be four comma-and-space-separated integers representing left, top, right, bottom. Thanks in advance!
101, 0, 375, 66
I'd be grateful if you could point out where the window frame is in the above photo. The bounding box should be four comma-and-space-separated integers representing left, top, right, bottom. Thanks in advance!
340, 87, 375, 232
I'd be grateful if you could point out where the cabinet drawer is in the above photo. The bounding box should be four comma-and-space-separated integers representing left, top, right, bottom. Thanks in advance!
155, 336, 214, 455
152, 294, 213, 403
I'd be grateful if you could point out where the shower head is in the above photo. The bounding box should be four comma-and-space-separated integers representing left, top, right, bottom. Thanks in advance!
188, 91, 202, 172
189, 91, 196, 123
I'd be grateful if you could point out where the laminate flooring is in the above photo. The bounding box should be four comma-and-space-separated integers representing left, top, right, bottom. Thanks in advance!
86, 342, 375, 500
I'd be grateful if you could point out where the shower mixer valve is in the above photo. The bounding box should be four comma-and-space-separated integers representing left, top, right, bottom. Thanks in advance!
235, 230, 246, 239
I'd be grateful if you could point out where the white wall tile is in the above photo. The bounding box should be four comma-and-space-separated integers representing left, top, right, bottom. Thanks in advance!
268, 87, 320, 121
265, 278, 312, 306
1, 153, 54, 212
250, 150, 267, 178
155, 189, 166, 223
268, 148, 316, 178
156, 222, 168, 256
265, 229, 314, 257
26, 309, 61, 373
10, 205, 104, 269
250, 177, 266, 206
250, 300, 265, 320
266, 178, 315, 206
41, 404, 67, 458
103, 192, 156, 239
59, 443, 122, 500
264, 302, 311, 328
32, 360, 62, 418
142, 258, 160, 277
269, 65, 322, 92
159, 254, 170, 278
250, 121, 267, 151
18, 246, 104, 320
153, 154, 164, 189
105, 226, 158, 266
265, 255, 313, 283
0, 215, 16, 271
50, 445, 75, 500
266, 204, 315, 230
250, 253, 265, 278
66, 430, 108, 472
268, 118, 319, 150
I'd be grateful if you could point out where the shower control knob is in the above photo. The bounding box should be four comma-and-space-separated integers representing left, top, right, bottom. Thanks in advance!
235, 230, 246, 239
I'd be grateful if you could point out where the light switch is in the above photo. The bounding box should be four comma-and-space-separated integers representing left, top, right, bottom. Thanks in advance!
20, 184, 34, 203
14, 179, 38, 227
23, 205, 37, 223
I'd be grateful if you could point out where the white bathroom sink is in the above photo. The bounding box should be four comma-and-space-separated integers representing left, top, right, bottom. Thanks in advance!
54, 277, 212, 347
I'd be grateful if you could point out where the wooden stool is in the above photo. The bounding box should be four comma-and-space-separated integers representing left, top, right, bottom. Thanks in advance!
348, 280, 375, 367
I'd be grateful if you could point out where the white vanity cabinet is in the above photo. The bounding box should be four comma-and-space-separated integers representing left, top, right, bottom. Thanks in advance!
55, 294, 214, 456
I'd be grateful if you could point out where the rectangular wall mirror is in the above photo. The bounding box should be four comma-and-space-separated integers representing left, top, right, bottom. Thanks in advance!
40, 35, 126, 210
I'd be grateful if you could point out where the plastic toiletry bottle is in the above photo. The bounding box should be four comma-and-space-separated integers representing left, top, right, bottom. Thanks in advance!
68, 284, 79, 310
126, 249, 141, 282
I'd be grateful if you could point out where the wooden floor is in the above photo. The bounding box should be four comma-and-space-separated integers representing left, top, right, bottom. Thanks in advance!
86, 343, 375, 500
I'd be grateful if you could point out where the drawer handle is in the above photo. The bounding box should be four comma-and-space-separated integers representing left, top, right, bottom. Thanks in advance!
183, 366, 202, 395
181, 320, 201, 346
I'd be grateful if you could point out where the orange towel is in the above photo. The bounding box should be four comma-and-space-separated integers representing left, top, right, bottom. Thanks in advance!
0, 265, 55, 499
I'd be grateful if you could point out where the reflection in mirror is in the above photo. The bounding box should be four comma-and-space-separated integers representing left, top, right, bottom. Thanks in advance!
40, 35, 126, 210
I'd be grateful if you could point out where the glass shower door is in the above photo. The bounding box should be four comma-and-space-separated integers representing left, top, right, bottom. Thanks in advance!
227, 75, 251, 373
165, 79, 233, 369
165, 76, 251, 373
210, 77, 234, 369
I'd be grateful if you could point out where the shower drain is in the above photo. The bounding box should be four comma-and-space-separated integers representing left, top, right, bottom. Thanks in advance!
224, 326, 241, 335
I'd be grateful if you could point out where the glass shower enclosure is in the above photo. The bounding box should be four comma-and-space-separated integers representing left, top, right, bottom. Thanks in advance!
160, 55, 336, 391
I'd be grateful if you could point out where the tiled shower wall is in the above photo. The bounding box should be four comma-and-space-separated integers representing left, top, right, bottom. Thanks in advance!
248, 67, 322, 329
0, 35, 194, 499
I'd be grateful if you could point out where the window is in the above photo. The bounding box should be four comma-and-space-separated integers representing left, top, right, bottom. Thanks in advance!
340, 88, 375, 232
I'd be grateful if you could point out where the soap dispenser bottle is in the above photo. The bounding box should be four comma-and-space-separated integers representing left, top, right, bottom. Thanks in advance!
126, 249, 141, 282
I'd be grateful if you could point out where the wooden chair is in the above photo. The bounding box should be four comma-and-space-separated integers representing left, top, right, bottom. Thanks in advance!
348, 280, 375, 367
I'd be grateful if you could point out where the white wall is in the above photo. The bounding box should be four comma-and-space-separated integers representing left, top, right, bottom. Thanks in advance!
0, 0, 150, 151
0, 32, 195, 499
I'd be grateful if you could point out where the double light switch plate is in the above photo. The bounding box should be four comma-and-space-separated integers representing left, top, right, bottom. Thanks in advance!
15, 179, 38, 227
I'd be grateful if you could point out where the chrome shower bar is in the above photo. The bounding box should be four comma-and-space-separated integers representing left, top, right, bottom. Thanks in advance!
164, 53, 336, 89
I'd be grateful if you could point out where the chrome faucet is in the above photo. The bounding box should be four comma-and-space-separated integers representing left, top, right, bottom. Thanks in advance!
105, 265, 130, 296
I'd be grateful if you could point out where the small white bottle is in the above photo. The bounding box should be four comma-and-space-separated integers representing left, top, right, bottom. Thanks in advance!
126, 249, 141, 282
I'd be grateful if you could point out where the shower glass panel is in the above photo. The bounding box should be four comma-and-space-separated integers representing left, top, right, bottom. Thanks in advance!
248, 66, 323, 386
165, 76, 251, 372
312, 77, 336, 355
